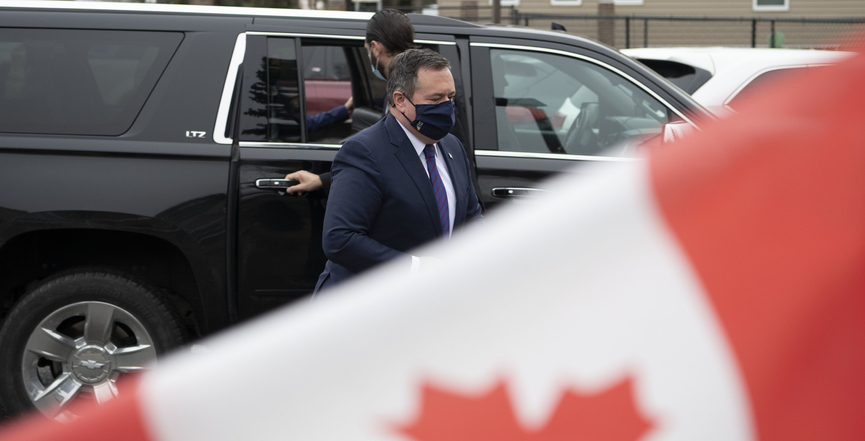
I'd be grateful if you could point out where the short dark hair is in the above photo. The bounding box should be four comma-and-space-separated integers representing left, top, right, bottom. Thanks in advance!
365, 9, 417, 56
387, 49, 451, 107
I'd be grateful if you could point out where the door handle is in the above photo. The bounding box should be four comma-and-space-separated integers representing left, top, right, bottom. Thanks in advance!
491, 187, 548, 198
255, 179, 299, 189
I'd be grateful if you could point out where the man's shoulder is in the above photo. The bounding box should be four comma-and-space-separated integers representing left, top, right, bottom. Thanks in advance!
342, 116, 394, 149
334, 117, 396, 166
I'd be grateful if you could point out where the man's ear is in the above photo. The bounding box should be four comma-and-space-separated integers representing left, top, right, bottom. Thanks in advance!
392, 91, 407, 113
370, 40, 382, 58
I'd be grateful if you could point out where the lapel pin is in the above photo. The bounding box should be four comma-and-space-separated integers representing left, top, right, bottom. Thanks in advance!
448, 152, 453, 159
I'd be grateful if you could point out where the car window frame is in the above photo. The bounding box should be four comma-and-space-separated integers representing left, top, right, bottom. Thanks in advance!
213, 31, 458, 151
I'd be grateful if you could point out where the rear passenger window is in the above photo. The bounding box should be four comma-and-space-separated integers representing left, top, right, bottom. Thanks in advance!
489, 48, 674, 157
0, 29, 182, 136
239, 37, 304, 143
302, 45, 353, 143
300, 40, 387, 144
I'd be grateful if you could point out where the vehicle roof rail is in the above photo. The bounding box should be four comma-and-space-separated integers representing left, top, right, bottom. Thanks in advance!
406, 13, 482, 28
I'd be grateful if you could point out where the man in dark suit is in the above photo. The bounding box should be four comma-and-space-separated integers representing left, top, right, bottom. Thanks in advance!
314, 49, 483, 293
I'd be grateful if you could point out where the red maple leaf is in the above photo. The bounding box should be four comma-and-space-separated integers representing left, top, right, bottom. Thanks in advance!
395, 377, 652, 441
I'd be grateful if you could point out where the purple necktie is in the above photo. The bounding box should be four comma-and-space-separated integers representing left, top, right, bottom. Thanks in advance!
424, 144, 449, 237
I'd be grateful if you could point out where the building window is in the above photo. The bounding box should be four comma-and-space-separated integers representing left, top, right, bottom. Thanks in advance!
753, 0, 789, 12
551, 0, 641, 7
490, 0, 520, 7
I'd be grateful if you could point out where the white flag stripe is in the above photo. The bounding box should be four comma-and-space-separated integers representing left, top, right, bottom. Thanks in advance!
139, 161, 753, 441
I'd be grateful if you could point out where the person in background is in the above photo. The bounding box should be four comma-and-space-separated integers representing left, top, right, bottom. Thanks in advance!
307, 96, 353, 134
285, 9, 417, 196
364, 9, 417, 86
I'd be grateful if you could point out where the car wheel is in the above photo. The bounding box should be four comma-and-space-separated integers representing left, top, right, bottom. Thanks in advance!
0, 269, 186, 421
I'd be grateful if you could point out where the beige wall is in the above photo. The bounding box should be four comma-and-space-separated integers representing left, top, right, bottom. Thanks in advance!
437, 0, 865, 48
437, 0, 865, 17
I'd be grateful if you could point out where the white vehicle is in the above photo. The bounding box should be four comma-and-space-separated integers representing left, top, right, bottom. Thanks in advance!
621, 47, 853, 116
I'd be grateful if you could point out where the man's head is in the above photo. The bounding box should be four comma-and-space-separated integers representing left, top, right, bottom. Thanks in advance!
365, 9, 416, 78
388, 49, 456, 143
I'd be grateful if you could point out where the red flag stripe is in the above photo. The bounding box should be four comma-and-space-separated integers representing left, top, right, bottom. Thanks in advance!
650, 52, 865, 441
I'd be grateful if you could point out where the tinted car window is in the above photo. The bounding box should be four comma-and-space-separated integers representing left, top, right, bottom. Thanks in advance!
0, 29, 181, 136
302, 45, 352, 143
240, 37, 302, 142
490, 49, 673, 157
302, 45, 350, 81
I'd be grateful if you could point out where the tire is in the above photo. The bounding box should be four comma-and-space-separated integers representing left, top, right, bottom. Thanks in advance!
0, 269, 187, 421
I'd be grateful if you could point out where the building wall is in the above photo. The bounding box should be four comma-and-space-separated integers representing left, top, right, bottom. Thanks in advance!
436, 0, 865, 48
455, 0, 865, 17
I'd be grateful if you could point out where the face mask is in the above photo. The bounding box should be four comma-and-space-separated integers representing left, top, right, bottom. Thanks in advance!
368, 49, 386, 81
400, 96, 456, 141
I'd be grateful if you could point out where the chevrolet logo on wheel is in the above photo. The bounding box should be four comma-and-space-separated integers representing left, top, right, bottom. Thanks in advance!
78, 360, 106, 370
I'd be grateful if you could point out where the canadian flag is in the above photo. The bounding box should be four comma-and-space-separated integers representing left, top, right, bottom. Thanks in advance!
3, 48, 865, 441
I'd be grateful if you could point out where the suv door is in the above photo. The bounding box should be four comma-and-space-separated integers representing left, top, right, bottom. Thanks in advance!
469, 40, 697, 210
230, 30, 461, 320
229, 33, 358, 320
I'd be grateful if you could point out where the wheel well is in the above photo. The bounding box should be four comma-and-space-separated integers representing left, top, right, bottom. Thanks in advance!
0, 229, 203, 338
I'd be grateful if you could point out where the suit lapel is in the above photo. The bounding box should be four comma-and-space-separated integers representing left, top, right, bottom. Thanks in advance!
387, 115, 442, 237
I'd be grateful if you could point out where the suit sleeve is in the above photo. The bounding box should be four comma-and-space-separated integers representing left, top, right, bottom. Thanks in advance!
457, 138, 484, 224
322, 138, 407, 274
306, 105, 349, 134
320, 172, 331, 194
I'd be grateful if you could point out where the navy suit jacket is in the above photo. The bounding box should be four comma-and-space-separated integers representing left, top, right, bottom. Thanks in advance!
314, 113, 483, 293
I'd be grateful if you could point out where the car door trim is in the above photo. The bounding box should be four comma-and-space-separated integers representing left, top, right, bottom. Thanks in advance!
415, 39, 456, 45
470, 42, 696, 127
244, 32, 456, 45
213, 32, 247, 145
246, 32, 365, 39
239, 142, 341, 150
474, 150, 638, 162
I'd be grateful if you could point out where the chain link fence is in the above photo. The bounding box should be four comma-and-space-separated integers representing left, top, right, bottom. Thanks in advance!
397, 6, 865, 50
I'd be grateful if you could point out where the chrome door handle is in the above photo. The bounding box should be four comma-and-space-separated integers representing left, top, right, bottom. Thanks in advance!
491, 187, 548, 197
255, 179, 299, 189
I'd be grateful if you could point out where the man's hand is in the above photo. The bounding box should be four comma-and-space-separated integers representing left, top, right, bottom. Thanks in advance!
284, 170, 323, 196
345, 96, 354, 118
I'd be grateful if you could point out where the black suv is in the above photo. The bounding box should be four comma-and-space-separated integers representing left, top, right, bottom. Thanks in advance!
0, 1, 711, 420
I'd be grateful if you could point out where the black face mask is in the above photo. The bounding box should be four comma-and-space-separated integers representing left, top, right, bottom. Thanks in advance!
399, 96, 456, 141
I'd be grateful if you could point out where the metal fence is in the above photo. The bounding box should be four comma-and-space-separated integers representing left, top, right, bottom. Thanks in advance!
399, 6, 865, 50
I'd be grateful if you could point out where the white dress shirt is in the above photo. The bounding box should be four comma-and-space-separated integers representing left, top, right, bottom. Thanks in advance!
396, 121, 456, 235
397, 122, 456, 273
